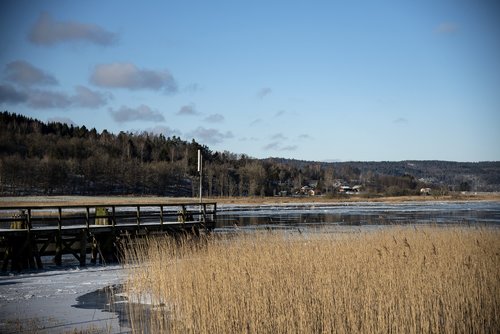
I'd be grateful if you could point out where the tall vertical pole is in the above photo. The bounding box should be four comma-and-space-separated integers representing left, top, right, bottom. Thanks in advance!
198, 149, 202, 204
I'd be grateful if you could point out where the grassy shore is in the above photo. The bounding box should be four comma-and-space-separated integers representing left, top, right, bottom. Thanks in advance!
1, 192, 499, 207
122, 226, 499, 333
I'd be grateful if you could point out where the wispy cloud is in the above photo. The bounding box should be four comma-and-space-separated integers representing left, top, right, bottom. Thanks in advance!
263, 141, 298, 152
72, 85, 111, 108
298, 134, 313, 140
239, 136, 260, 142
271, 133, 287, 140
275, 109, 299, 118
27, 89, 71, 109
263, 133, 308, 151
250, 118, 263, 126
204, 113, 224, 123
183, 83, 202, 93
0, 83, 110, 109
393, 117, 409, 124
176, 104, 200, 116
256, 87, 272, 99
263, 141, 281, 150
90, 62, 177, 92
435, 22, 459, 34
4, 60, 58, 86
0, 84, 29, 104
275, 110, 286, 117
187, 127, 234, 145
109, 104, 165, 123
145, 125, 182, 138
281, 145, 298, 151
28, 12, 118, 46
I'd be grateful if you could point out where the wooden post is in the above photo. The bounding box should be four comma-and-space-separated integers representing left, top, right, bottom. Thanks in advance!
33, 236, 43, 269
202, 203, 207, 224
10, 237, 22, 272
79, 229, 87, 267
57, 207, 62, 231
198, 149, 203, 204
112, 206, 116, 227
85, 207, 90, 229
136, 206, 140, 226
54, 232, 62, 266
213, 202, 217, 226
27, 209, 31, 232
55, 207, 62, 265
1, 246, 10, 271
160, 205, 164, 229
26, 233, 35, 269
179, 205, 186, 223
91, 235, 98, 264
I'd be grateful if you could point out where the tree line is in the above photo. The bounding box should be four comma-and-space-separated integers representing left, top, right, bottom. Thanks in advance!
1, 111, 498, 196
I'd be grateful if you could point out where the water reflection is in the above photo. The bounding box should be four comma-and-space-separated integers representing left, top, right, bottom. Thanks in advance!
215, 201, 500, 231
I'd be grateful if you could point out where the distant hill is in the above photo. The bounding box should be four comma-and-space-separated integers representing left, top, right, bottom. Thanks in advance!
267, 158, 500, 193
1, 111, 499, 196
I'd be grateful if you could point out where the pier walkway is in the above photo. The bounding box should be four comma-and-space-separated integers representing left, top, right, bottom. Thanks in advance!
0, 202, 216, 271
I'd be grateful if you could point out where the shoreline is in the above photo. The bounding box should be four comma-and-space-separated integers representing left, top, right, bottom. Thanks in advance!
1, 193, 499, 207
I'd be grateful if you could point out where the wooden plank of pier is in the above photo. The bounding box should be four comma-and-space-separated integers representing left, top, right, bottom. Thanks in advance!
0, 202, 216, 271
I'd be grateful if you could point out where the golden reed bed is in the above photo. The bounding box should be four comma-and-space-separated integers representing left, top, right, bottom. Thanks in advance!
122, 226, 499, 333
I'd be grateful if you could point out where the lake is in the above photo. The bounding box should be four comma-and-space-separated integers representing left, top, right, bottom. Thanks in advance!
215, 201, 500, 232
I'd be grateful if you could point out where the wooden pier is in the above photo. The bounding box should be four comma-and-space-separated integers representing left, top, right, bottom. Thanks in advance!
0, 202, 216, 271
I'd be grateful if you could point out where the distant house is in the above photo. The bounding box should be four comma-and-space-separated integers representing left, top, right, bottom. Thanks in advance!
299, 185, 320, 196
420, 188, 432, 195
339, 186, 352, 193
338, 185, 362, 195
352, 185, 363, 192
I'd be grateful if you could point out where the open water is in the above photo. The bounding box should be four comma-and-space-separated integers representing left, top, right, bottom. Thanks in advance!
215, 201, 500, 232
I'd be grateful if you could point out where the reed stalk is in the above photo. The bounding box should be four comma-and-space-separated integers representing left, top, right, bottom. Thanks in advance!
122, 226, 499, 333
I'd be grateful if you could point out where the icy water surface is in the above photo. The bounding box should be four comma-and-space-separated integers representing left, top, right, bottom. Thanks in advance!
215, 201, 500, 232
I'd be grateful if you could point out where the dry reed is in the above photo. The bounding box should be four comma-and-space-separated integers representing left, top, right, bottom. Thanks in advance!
122, 226, 499, 333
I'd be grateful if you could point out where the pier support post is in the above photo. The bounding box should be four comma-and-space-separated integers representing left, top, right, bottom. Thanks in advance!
79, 229, 87, 267
91, 235, 98, 264
32, 237, 43, 269
54, 232, 62, 266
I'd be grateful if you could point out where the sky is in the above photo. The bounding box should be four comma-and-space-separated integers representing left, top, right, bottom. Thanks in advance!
1, 1, 499, 162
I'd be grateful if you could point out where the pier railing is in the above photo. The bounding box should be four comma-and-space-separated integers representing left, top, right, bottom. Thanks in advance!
0, 202, 216, 271
0, 202, 217, 233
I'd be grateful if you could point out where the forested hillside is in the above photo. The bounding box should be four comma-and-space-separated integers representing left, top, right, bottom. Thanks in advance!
1, 112, 499, 196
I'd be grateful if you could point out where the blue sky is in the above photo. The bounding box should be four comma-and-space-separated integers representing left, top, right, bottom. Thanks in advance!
1, 1, 499, 162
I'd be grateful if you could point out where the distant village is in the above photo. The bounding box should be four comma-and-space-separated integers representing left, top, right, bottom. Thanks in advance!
292, 182, 363, 197
281, 181, 433, 197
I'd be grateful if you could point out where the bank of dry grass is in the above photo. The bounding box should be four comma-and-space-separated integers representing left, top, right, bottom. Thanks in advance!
1, 193, 499, 207
122, 226, 499, 333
